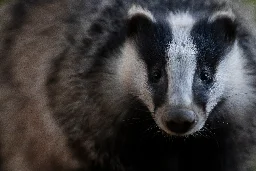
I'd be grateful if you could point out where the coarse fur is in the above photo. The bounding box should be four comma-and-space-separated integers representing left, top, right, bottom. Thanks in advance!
0, 0, 256, 171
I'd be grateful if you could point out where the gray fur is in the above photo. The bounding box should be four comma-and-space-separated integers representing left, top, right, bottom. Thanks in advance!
0, 0, 256, 171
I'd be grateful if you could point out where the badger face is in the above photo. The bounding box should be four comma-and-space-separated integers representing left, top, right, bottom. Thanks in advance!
118, 6, 239, 136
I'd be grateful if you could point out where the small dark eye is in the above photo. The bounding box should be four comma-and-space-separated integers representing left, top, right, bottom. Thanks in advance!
152, 69, 162, 83
200, 70, 213, 84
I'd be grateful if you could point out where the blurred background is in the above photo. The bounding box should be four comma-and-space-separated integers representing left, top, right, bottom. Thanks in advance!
1, 0, 256, 5
1, 0, 255, 13
248, 0, 256, 4
0, 0, 5, 4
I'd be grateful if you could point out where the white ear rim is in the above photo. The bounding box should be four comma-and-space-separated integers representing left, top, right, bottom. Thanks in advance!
208, 9, 236, 23
128, 5, 156, 22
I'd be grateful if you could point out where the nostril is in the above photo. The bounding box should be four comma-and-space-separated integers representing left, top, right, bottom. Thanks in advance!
166, 120, 195, 134
165, 109, 196, 134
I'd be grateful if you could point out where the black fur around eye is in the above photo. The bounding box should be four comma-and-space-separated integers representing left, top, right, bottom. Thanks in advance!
151, 69, 162, 83
200, 70, 213, 84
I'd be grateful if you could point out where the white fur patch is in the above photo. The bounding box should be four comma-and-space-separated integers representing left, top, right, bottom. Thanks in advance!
117, 40, 155, 113
167, 12, 197, 107
168, 12, 195, 28
208, 10, 236, 23
128, 5, 155, 22
206, 41, 255, 115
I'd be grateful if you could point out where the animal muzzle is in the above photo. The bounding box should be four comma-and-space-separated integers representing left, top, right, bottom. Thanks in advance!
164, 108, 196, 134
154, 92, 204, 136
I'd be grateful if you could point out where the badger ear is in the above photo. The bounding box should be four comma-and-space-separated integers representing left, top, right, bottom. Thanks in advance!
208, 10, 237, 43
127, 5, 155, 37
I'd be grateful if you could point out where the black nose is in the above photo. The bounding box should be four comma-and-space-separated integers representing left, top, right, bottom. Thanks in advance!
165, 109, 196, 134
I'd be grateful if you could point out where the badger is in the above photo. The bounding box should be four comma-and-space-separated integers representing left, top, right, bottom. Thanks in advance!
0, 0, 256, 171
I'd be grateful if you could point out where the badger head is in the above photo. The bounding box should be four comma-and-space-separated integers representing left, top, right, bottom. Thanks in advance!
116, 5, 248, 136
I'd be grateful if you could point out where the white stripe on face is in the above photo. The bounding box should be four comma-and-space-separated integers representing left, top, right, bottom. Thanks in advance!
206, 41, 252, 114
167, 12, 197, 107
117, 40, 155, 113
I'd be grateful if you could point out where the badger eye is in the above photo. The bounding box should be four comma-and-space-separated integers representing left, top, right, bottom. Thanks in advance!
200, 70, 213, 84
152, 69, 162, 83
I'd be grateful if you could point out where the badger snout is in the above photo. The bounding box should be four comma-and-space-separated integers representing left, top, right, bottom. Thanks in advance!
154, 105, 205, 136
165, 109, 196, 134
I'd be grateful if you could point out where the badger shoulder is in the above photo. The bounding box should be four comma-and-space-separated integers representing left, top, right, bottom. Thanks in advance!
0, 0, 80, 171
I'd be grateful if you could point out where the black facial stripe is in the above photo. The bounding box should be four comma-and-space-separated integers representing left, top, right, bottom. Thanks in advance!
192, 19, 230, 72
134, 20, 172, 109
191, 19, 235, 107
